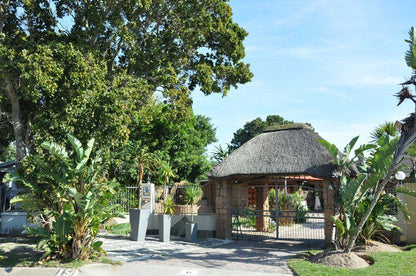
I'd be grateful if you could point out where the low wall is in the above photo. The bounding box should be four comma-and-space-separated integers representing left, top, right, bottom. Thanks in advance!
0, 211, 27, 235
116, 213, 216, 231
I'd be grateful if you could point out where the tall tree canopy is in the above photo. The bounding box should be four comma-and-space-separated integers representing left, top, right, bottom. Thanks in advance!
230, 115, 294, 150
112, 102, 216, 185
0, 0, 253, 163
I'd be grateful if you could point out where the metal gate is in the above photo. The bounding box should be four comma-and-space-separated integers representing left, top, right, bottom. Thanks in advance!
231, 181, 325, 241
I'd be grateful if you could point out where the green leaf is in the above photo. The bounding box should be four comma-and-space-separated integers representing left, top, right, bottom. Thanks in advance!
343, 136, 359, 157
318, 138, 339, 163
67, 134, 84, 162
108, 223, 131, 235
332, 216, 345, 236
55, 213, 73, 237
405, 27, 416, 69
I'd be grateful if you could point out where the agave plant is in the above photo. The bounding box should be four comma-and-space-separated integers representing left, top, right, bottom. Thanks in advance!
10, 134, 120, 260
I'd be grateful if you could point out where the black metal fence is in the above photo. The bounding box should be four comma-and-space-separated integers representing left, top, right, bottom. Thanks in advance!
231, 183, 325, 241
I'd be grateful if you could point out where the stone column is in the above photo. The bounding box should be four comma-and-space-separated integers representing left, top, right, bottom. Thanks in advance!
255, 185, 269, 232
323, 179, 335, 247
214, 179, 232, 239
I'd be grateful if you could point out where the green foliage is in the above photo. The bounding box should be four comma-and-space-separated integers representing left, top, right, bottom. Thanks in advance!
0, 143, 16, 162
405, 26, 416, 70
9, 134, 120, 260
269, 189, 307, 224
163, 195, 177, 215
212, 144, 232, 164
370, 122, 398, 142
113, 104, 216, 185
0, 0, 252, 164
319, 135, 410, 249
230, 115, 294, 150
184, 183, 203, 205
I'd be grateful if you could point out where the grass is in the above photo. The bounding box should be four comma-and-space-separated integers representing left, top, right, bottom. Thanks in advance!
0, 236, 120, 268
288, 245, 416, 276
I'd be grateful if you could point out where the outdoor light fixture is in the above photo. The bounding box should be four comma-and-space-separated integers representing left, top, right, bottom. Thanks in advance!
395, 171, 406, 187
395, 171, 406, 181
217, 181, 222, 189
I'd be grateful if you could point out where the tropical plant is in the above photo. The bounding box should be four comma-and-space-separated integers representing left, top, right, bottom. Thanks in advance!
9, 134, 119, 260
343, 26, 416, 253
184, 183, 203, 205
184, 182, 203, 222
268, 189, 307, 225
212, 144, 232, 164
320, 131, 416, 251
370, 122, 398, 142
159, 161, 176, 198
162, 195, 176, 216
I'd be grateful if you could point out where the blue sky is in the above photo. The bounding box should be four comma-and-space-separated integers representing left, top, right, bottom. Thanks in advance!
192, 0, 416, 155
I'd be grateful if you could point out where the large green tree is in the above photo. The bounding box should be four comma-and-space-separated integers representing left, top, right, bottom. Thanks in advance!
0, 0, 252, 164
230, 115, 294, 150
112, 102, 216, 185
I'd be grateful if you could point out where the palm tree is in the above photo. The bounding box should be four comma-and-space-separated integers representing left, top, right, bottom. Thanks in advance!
159, 161, 176, 198
212, 144, 232, 163
133, 147, 159, 208
370, 122, 398, 142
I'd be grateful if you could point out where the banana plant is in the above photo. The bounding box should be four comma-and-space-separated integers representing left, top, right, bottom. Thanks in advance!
10, 134, 120, 260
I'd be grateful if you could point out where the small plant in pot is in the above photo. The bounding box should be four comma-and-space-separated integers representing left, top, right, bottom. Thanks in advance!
184, 183, 203, 242
159, 195, 176, 242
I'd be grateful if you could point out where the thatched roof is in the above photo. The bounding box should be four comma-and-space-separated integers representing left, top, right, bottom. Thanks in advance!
208, 123, 336, 179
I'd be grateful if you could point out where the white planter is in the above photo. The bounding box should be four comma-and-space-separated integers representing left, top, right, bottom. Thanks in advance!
1, 211, 27, 235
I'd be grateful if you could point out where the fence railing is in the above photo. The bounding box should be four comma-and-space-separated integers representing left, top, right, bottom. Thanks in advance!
112, 186, 139, 213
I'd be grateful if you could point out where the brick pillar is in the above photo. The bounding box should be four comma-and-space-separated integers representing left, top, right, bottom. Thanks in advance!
255, 186, 269, 231
323, 179, 335, 247
215, 179, 232, 239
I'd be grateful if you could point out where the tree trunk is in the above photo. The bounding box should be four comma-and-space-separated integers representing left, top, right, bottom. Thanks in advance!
4, 77, 26, 165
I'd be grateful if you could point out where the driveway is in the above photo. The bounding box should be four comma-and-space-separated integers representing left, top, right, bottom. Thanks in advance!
96, 236, 322, 276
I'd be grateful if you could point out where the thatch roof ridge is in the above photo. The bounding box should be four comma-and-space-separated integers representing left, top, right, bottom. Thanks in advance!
263, 123, 312, 132
208, 126, 335, 179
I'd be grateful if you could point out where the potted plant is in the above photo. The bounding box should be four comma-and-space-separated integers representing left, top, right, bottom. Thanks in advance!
128, 146, 159, 241
159, 195, 176, 242
183, 183, 203, 242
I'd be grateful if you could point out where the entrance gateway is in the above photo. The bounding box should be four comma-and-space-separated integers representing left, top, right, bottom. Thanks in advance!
206, 124, 337, 246
231, 176, 325, 241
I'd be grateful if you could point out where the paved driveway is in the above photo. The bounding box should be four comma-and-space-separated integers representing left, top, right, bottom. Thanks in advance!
98, 236, 323, 276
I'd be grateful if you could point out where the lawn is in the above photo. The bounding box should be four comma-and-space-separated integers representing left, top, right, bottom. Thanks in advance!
288, 245, 416, 276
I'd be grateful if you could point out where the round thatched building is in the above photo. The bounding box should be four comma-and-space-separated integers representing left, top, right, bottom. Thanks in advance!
207, 123, 336, 245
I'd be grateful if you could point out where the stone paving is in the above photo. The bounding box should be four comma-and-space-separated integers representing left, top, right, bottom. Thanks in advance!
100, 234, 233, 262
100, 234, 322, 275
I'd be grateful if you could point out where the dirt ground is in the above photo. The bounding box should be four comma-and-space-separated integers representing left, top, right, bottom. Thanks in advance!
310, 241, 401, 269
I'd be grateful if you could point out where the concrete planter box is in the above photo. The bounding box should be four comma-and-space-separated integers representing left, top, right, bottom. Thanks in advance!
129, 209, 151, 241
1, 211, 27, 235
158, 214, 171, 242
185, 222, 197, 242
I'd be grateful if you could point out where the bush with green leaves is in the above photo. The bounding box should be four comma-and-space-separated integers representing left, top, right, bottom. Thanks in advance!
269, 189, 307, 224
10, 134, 120, 260
183, 183, 203, 205
320, 135, 415, 249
